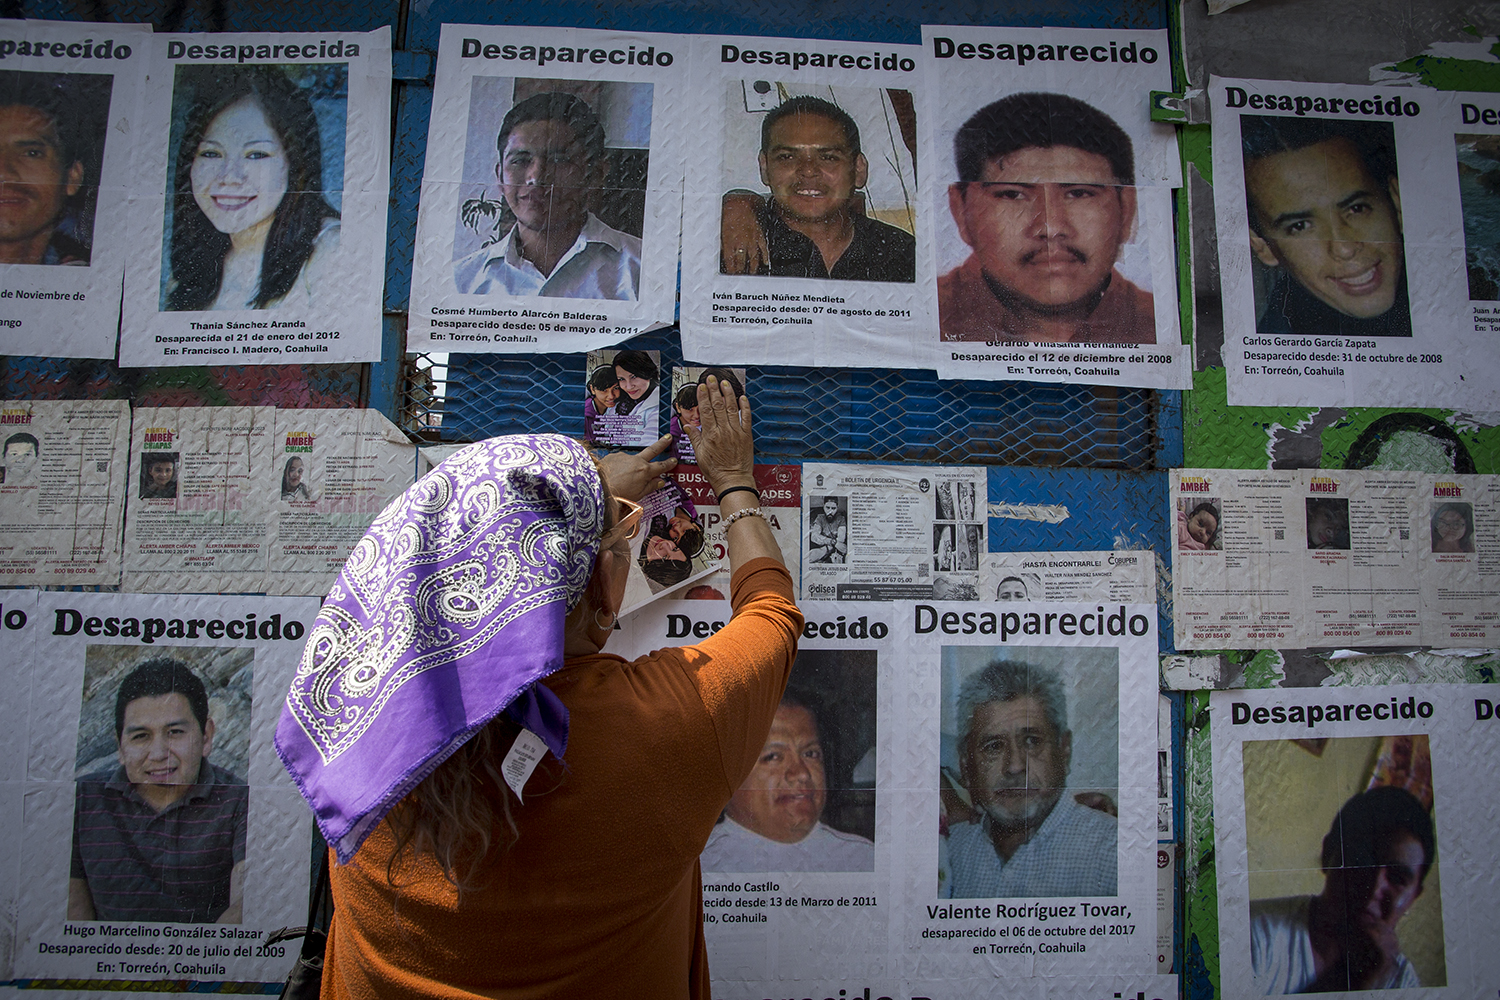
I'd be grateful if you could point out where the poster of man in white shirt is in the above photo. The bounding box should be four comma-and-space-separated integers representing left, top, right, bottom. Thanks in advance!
452, 84, 643, 299
940, 646, 1119, 898
409, 25, 684, 353
701, 648, 875, 873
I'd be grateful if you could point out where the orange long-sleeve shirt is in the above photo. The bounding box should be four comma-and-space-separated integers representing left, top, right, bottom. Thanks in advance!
322, 557, 802, 1000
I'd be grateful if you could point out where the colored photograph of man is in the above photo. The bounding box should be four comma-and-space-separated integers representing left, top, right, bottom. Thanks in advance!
69, 658, 247, 923
1250, 786, 1433, 993
701, 695, 874, 872
719, 95, 915, 283
0, 72, 91, 266
1241, 115, 1410, 338
455, 91, 641, 299
945, 658, 1116, 898
3, 431, 38, 484
940, 92, 1154, 344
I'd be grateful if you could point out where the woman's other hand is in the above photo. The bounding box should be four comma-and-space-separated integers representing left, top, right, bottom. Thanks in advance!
596, 435, 677, 502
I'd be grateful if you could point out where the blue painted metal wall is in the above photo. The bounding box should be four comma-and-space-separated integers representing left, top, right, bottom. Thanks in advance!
1, 0, 1185, 993
5, 0, 1182, 632
388, 0, 1174, 479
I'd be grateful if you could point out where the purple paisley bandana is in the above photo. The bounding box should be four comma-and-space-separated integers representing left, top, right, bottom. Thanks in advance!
274, 435, 604, 862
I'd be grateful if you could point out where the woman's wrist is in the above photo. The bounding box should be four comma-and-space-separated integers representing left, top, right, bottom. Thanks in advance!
706, 473, 756, 497
715, 484, 760, 503
716, 483, 760, 516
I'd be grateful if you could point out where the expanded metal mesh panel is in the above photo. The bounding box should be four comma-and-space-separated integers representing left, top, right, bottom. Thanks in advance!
416, 326, 1160, 468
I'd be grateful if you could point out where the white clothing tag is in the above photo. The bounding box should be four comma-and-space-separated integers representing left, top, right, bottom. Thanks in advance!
504, 728, 552, 803
500, 728, 549, 804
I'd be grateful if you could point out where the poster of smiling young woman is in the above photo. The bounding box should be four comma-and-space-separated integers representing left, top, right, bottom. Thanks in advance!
1211, 79, 1500, 409
117, 28, 390, 367
677, 34, 934, 369
15, 591, 318, 986
920, 26, 1188, 390
0, 21, 148, 359
407, 24, 686, 354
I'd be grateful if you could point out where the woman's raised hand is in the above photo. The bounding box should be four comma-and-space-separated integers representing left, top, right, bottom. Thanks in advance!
682, 375, 754, 497
683, 377, 783, 572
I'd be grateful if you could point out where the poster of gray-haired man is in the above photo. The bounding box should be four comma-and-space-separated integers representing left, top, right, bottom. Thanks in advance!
940, 646, 1119, 899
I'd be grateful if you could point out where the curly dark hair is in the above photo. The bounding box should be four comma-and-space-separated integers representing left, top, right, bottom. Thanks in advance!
166, 65, 338, 311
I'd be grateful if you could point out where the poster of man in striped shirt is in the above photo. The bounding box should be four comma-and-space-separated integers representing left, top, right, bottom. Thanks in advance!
68, 654, 248, 923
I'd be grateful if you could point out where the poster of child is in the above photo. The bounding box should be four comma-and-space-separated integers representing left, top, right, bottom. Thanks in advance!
667, 366, 746, 462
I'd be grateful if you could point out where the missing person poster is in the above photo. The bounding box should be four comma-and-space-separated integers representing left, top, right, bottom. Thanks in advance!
0, 21, 148, 359
0, 399, 129, 587
1172, 468, 1500, 648
583, 347, 661, 449
666, 365, 746, 464
981, 551, 1155, 605
266, 408, 415, 597
0, 589, 36, 982
802, 463, 987, 602
122, 406, 274, 594
677, 34, 934, 369
1211, 78, 1500, 409
654, 462, 799, 602
1210, 686, 1500, 997
920, 27, 1188, 390
892, 600, 1159, 983
15, 591, 318, 986
618, 474, 720, 615
407, 24, 685, 354
118, 28, 391, 367
612, 599, 892, 986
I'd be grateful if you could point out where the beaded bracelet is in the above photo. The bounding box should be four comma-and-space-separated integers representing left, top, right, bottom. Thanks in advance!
716, 485, 761, 503
720, 506, 765, 530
